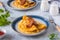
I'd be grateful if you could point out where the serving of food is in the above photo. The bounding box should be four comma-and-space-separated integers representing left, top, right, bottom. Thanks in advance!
7, 0, 37, 10
0, 0, 60, 39
12, 15, 49, 36
0, 29, 6, 38
18, 15, 47, 34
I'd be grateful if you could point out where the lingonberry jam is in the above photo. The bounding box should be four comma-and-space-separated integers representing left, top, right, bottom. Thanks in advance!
0, 31, 4, 36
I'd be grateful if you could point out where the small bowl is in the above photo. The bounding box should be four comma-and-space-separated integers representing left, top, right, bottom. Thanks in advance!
0, 29, 6, 38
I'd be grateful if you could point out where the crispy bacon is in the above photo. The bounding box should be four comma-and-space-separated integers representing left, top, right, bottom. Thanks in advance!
20, 0, 26, 5
26, 17, 38, 28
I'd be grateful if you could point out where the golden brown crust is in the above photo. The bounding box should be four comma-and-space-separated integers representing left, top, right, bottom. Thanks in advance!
11, 0, 36, 9
18, 16, 47, 34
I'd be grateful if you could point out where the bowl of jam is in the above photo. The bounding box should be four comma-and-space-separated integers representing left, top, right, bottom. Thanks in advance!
0, 29, 6, 38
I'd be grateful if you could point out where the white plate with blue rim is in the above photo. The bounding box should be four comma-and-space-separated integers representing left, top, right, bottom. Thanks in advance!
7, 0, 39, 10
11, 15, 50, 36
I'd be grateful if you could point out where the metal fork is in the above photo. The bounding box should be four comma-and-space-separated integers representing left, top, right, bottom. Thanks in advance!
0, 2, 8, 11
49, 16, 60, 32
0, 1, 15, 19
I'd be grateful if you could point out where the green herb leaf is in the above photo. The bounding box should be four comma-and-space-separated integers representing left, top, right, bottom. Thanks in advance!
0, 9, 11, 26
0, 9, 4, 13
48, 33, 58, 40
5, 11, 10, 17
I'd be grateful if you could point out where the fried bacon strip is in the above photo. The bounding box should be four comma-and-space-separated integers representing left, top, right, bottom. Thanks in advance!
26, 17, 38, 28
20, 0, 26, 5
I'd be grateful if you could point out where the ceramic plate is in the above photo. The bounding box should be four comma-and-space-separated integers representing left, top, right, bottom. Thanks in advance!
11, 15, 50, 36
7, 0, 38, 10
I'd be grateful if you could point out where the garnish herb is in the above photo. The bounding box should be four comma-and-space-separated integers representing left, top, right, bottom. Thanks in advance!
49, 33, 57, 40
0, 9, 4, 13
0, 9, 11, 26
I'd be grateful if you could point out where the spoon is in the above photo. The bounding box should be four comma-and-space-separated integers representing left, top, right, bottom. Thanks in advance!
49, 16, 60, 32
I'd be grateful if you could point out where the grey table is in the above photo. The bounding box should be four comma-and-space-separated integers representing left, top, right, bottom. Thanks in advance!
0, 0, 60, 40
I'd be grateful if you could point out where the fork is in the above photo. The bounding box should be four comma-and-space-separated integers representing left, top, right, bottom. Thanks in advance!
0, 2, 8, 11
49, 16, 60, 32
0, 1, 15, 19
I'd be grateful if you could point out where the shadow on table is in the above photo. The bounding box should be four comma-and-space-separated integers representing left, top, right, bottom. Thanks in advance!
0, 34, 14, 40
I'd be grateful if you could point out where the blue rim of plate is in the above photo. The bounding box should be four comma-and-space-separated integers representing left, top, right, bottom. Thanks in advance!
7, 0, 38, 10
12, 15, 50, 33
